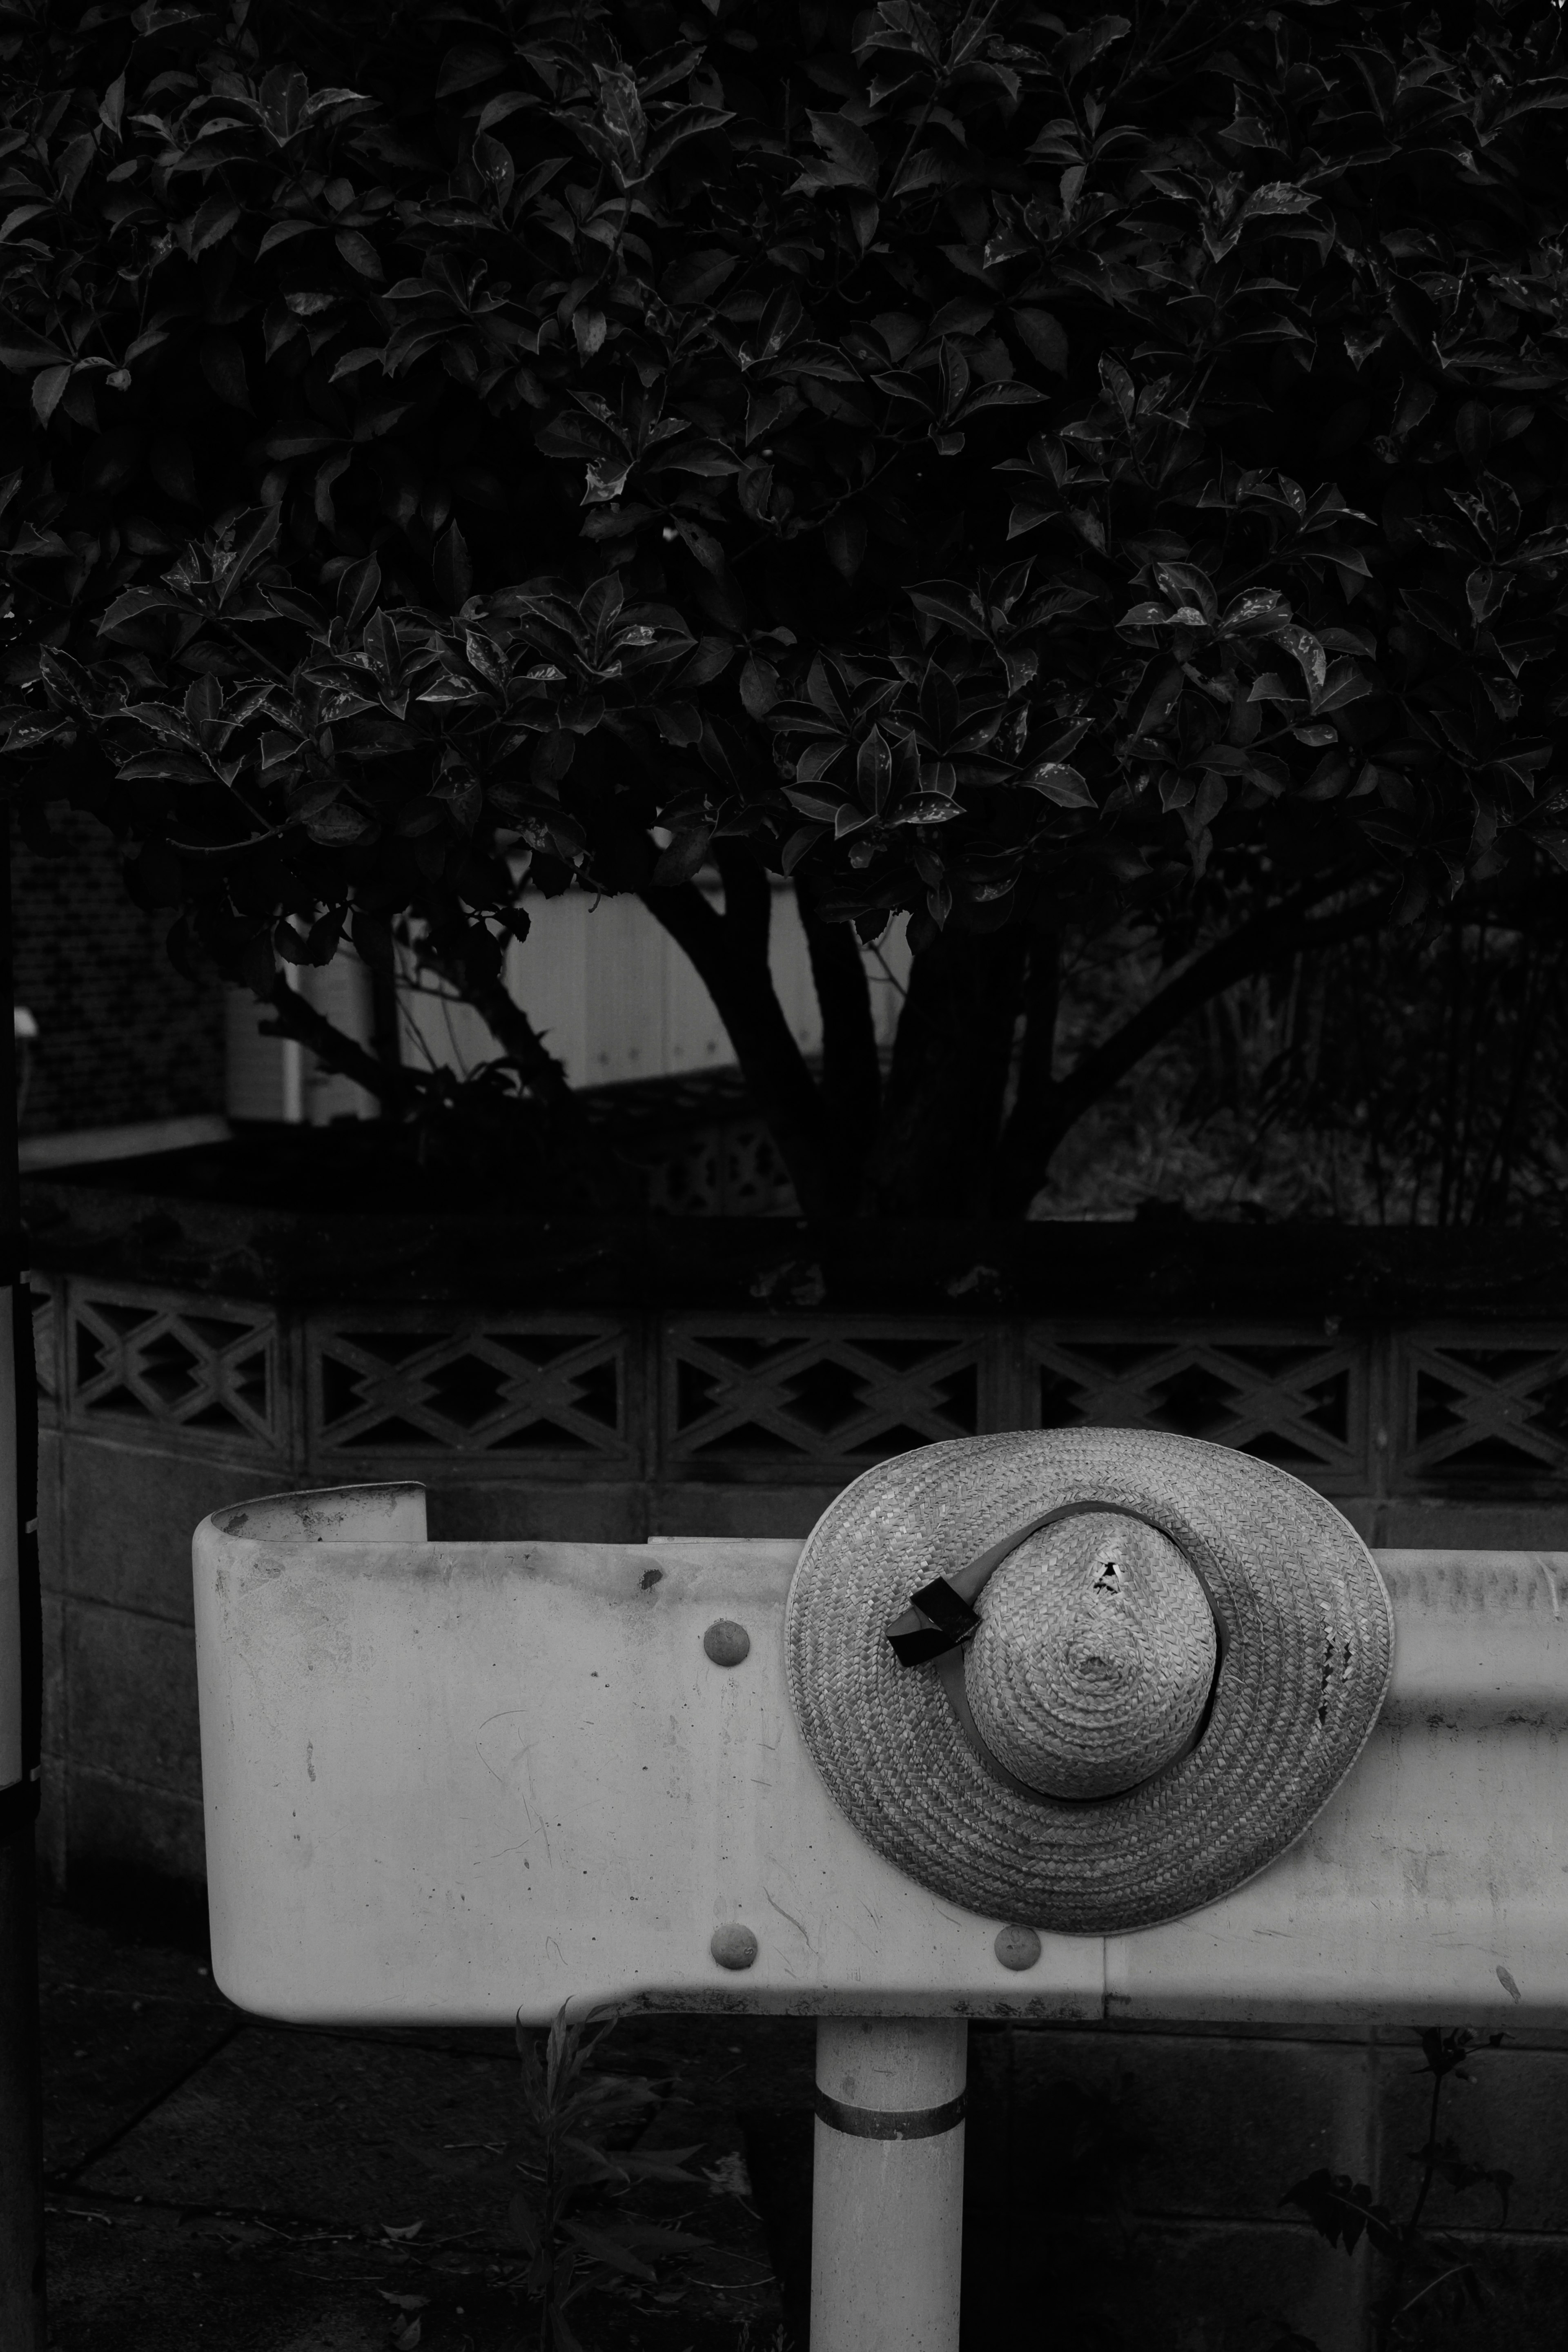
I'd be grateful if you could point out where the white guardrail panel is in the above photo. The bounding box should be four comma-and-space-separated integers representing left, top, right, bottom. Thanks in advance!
192, 1486, 1568, 2030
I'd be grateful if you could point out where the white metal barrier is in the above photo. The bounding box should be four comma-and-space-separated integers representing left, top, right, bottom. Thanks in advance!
192, 1481, 1568, 2349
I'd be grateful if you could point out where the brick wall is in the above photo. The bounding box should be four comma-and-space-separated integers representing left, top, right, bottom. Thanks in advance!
11, 812, 225, 1138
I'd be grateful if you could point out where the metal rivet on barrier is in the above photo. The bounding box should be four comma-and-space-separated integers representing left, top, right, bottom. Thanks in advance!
703, 1619, 751, 1667
710, 1923, 758, 1970
994, 1925, 1042, 1971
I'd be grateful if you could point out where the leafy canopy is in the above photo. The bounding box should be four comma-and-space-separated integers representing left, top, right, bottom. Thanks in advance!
2, 0, 1568, 1113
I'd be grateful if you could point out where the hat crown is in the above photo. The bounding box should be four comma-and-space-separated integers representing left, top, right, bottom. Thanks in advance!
964, 1511, 1217, 1799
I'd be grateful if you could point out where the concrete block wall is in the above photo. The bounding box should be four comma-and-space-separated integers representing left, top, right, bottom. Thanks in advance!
36, 1425, 263, 1898
967, 2019, 1568, 2350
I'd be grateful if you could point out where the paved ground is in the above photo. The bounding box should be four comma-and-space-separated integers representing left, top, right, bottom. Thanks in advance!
45, 1896, 1568, 2350
39, 1901, 804, 2352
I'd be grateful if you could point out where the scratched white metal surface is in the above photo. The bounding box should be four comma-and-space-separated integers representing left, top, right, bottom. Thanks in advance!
192, 1486, 1568, 2029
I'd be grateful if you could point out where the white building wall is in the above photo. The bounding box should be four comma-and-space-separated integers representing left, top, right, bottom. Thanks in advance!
229, 884, 911, 1116
225, 956, 378, 1124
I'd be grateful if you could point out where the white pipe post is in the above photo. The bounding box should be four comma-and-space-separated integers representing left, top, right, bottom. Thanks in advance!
811, 2016, 967, 2352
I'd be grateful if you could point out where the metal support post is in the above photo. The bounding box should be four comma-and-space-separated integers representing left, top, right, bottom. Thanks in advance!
810, 2016, 967, 2352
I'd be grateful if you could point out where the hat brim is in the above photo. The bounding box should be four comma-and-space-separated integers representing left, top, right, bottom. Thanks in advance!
785, 1430, 1394, 1936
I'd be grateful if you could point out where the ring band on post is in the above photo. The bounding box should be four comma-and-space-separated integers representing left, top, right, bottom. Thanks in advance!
814, 2087, 968, 2140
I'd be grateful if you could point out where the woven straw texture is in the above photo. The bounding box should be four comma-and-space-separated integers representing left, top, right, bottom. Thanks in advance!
785, 1430, 1394, 1935
966, 1513, 1217, 1798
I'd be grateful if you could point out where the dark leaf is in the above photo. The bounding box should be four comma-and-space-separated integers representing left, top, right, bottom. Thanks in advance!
199, 334, 252, 413
532, 731, 576, 786
305, 802, 375, 844
338, 553, 382, 631
187, 198, 241, 258
335, 229, 383, 281
1281, 2170, 1401, 2259
651, 824, 711, 885
1022, 762, 1094, 808
662, 250, 737, 306
1054, 16, 1130, 79
806, 111, 880, 191
433, 522, 473, 612
31, 366, 74, 428
1013, 310, 1069, 375
825, 511, 868, 580
119, 750, 213, 784
0, 332, 69, 373
436, 44, 504, 97
739, 657, 779, 718
908, 585, 988, 641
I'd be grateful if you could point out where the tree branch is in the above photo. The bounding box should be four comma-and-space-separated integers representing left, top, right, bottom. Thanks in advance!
1065, 892, 1396, 1118
425, 947, 577, 1111
795, 885, 882, 1214
261, 979, 416, 1113
408, 922, 635, 1203
989, 884, 1395, 1216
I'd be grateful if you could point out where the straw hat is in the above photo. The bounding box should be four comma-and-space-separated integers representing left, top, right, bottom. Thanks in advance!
785, 1430, 1393, 1935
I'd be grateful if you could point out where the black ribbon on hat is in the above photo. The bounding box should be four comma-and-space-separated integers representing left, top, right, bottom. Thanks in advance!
884, 1500, 1191, 1669
884, 1513, 1067, 1667
884, 1577, 981, 1666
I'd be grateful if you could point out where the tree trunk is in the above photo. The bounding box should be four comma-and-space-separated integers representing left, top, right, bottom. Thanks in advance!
988, 922, 1059, 1217
638, 870, 831, 1212
797, 884, 882, 1214
868, 921, 1027, 1216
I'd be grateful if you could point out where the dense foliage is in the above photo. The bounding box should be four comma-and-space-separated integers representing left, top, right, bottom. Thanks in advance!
3, 0, 1568, 1214
1036, 911, 1568, 1224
